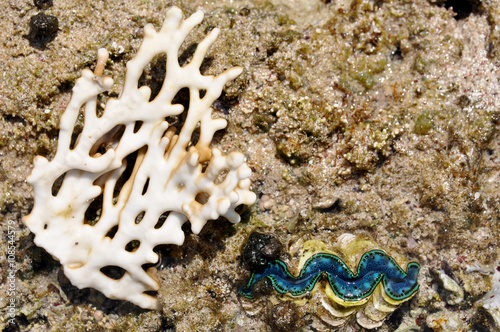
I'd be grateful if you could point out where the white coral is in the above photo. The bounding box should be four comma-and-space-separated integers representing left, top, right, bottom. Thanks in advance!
477, 264, 500, 328
23, 6, 255, 310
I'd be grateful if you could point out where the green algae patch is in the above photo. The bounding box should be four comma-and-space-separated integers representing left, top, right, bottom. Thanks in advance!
413, 111, 434, 135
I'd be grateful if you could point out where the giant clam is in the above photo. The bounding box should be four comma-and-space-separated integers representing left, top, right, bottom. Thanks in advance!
239, 233, 420, 329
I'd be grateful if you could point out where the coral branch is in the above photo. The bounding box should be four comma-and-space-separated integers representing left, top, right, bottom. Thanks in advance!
23, 6, 255, 310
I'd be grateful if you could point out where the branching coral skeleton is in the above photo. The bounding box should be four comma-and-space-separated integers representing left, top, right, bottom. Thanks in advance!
23, 6, 256, 310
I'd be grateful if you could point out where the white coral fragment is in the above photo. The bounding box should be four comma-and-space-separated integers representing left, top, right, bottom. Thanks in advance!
477, 263, 500, 328
23, 6, 255, 310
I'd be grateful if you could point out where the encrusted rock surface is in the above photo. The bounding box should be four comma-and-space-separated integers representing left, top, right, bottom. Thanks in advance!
1, 0, 499, 330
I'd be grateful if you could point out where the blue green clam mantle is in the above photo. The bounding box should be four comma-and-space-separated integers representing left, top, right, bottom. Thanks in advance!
239, 250, 420, 302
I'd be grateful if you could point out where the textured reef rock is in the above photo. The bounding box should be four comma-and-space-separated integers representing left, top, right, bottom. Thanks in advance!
1, 0, 500, 330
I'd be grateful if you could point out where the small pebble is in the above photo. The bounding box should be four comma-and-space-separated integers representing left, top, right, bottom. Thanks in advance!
269, 301, 300, 332
436, 270, 464, 305
34, 0, 53, 9
94, 310, 103, 322
259, 194, 276, 210
312, 197, 340, 211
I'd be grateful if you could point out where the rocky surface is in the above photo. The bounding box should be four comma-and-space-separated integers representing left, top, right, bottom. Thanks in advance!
1, 0, 499, 330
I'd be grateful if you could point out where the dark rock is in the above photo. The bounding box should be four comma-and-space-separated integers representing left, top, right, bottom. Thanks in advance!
243, 232, 282, 272
26, 13, 58, 49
